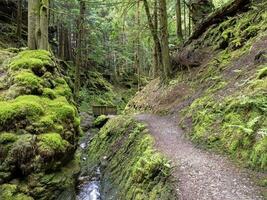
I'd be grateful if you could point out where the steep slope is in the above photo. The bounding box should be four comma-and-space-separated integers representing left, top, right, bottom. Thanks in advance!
126, 0, 267, 173
0, 49, 81, 200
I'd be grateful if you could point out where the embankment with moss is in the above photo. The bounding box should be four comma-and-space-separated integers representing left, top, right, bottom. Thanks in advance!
126, 1, 267, 172
0, 49, 81, 200
87, 116, 175, 199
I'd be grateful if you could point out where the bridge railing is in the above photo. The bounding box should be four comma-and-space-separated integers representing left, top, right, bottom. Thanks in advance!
92, 105, 117, 116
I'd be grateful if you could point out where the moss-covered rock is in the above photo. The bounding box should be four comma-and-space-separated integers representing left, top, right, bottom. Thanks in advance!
93, 115, 109, 128
0, 49, 80, 199
88, 116, 175, 199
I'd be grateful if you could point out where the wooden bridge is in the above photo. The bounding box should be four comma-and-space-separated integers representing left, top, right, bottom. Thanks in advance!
92, 105, 117, 116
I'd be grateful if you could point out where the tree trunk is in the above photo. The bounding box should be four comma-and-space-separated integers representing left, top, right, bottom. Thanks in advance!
159, 0, 171, 80
186, 0, 250, 45
176, 0, 183, 41
135, 1, 141, 90
16, 0, 22, 40
28, 0, 39, 49
40, 0, 49, 50
28, 0, 49, 50
74, 0, 85, 101
152, 0, 159, 78
188, 10, 191, 36
183, 1, 187, 40
143, 0, 162, 77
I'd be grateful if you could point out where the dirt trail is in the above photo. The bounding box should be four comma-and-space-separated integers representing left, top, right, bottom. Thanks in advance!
136, 114, 264, 200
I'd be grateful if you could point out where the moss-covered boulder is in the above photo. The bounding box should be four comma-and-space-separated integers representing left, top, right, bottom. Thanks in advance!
88, 116, 175, 199
0, 50, 80, 199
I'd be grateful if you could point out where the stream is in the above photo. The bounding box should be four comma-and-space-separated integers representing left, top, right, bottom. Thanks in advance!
75, 113, 117, 200
76, 122, 102, 200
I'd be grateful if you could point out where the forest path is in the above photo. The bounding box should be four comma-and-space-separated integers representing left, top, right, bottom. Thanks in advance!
135, 114, 264, 200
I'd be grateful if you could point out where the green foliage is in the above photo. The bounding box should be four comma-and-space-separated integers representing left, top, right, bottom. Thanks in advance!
93, 115, 109, 128
88, 116, 175, 199
79, 71, 136, 113
184, 78, 267, 170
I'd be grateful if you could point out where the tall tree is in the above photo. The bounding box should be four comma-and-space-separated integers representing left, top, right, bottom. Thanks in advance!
152, 0, 159, 78
143, 0, 162, 77
40, 0, 49, 50
28, 0, 39, 49
159, 0, 171, 79
183, 1, 187, 39
175, 0, 183, 41
74, 0, 86, 101
135, 1, 141, 90
16, 0, 22, 40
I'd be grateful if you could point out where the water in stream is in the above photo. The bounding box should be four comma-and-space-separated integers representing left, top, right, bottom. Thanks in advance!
76, 132, 102, 200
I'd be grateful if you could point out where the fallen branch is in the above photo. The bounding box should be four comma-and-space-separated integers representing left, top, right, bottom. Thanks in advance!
185, 0, 251, 46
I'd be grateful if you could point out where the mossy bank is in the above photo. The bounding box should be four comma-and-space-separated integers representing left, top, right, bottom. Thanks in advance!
88, 116, 175, 199
0, 49, 81, 199
126, 1, 267, 172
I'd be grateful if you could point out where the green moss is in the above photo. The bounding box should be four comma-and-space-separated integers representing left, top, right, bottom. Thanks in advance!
0, 95, 44, 129
38, 133, 69, 154
93, 115, 109, 128
0, 184, 34, 200
14, 71, 43, 87
88, 116, 175, 199
0, 133, 17, 144
42, 88, 56, 99
46, 97, 76, 121
54, 83, 72, 99
8, 50, 53, 71
183, 89, 267, 170
0, 49, 80, 200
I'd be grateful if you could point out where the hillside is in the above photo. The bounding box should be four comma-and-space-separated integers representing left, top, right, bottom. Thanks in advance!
126, 1, 267, 172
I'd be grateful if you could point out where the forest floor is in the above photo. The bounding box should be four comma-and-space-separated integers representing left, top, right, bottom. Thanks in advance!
136, 114, 266, 200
